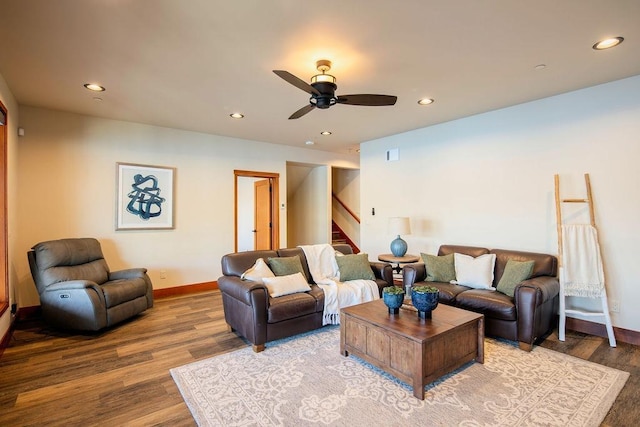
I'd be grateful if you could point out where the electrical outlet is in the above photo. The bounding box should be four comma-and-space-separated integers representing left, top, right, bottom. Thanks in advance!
160, 270, 167, 279
610, 300, 620, 313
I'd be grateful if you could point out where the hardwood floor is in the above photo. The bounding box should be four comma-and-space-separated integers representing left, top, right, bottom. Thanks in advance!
1, 291, 638, 426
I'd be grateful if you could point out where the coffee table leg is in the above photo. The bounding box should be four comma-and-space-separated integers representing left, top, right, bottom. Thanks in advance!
340, 317, 348, 356
477, 316, 485, 364
412, 379, 425, 400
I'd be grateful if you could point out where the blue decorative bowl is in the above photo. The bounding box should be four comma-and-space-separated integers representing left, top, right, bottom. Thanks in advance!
382, 290, 405, 314
411, 288, 439, 319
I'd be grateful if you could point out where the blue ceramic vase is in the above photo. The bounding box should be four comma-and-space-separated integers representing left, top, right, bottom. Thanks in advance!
382, 289, 405, 314
411, 287, 439, 319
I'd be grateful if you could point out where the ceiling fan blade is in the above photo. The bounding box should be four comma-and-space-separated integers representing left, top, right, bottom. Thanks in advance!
336, 94, 397, 106
289, 104, 316, 120
273, 70, 321, 96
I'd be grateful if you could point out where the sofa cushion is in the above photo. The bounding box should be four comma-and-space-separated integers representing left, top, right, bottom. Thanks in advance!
262, 273, 311, 297
336, 253, 375, 281
267, 292, 319, 323
241, 258, 275, 284
422, 281, 470, 304
421, 253, 456, 282
438, 245, 490, 257
452, 253, 496, 289
268, 255, 308, 281
276, 248, 314, 282
491, 249, 557, 283
455, 289, 517, 321
496, 259, 535, 297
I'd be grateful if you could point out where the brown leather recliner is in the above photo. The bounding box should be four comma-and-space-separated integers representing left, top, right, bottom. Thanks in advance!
218, 244, 393, 352
403, 245, 559, 351
27, 238, 154, 331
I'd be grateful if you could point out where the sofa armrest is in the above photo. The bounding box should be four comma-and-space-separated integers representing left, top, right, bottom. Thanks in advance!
515, 275, 560, 349
109, 267, 154, 308
218, 275, 269, 306
43, 280, 107, 308
109, 268, 148, 280
515, 276, 560, 306
402, 263, 426, 289
45, 280, 100, 292
370, 262, 394, 286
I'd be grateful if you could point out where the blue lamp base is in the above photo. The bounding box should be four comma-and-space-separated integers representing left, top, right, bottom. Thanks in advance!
390, 235, 407, 257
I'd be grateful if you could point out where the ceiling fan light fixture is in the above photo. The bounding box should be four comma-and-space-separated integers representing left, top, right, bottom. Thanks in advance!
311, 73, 336, 84
592, 37, 624, 50
84, 83, 105, 92
418, 98, 434, 105
311, 59, 336, 84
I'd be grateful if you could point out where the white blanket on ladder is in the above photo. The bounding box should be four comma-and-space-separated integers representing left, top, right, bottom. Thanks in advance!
299, 244, 380, 325
560, 224, 605, 298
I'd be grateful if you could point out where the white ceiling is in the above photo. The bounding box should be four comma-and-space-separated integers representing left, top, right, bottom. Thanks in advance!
1, 1, 639, 153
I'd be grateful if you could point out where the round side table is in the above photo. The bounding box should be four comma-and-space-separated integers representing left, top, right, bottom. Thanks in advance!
377, 253, 420, 275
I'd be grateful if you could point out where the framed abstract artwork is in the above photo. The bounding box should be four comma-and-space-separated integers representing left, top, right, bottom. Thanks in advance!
116, 162, 175, 230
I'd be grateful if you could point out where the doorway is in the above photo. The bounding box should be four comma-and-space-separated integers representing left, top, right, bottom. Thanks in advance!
234, 170, 279, 252
253, 179, 271, 250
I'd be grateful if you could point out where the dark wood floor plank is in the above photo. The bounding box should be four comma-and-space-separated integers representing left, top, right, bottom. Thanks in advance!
0, 290, 637, 426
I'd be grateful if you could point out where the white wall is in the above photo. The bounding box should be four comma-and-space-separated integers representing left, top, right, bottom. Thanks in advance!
287, 165, 330, 246
0, 73, 19, 343
15, 106, 358, 308
360, 75, 640, 332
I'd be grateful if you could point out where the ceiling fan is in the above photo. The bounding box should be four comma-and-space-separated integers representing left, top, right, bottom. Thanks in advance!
273, 60, 397, 119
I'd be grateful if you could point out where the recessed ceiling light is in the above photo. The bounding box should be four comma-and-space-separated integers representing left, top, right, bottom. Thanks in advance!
592, 37, 624, 50
305, 140, 315, 145
418, 98, 434, 105
93, 97, 103, 102
84, 83, 105, 92
534, 64, 547, 70
320, 131, 332, 135
229, 113, 244, 119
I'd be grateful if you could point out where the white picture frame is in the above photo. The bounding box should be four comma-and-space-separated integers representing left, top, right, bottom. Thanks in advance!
116, 162, 175, 230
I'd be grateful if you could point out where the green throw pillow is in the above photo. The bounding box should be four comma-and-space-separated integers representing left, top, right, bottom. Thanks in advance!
336, 253, 375, 282
496, 259, 535, 297
267, 255, 308, 281
421, 253, 456, 283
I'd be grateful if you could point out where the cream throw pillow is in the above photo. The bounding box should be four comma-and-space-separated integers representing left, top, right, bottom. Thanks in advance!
262, 272, 312, 297
241, 258, 275, 284
451, 253, 497, 290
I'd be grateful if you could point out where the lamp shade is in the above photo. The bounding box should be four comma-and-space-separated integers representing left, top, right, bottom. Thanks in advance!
388, 217, 411, 236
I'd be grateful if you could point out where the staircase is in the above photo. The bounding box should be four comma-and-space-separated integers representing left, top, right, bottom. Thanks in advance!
332, 221, 359, 253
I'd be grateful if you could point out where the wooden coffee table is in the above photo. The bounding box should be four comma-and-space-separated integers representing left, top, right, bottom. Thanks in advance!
340, 299, 484, 400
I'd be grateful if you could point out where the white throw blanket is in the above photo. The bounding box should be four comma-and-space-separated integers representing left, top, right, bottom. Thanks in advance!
560, 224, 605, 298
299, 244, 380, 325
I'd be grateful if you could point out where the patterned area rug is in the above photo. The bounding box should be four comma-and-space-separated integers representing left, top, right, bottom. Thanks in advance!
170, 327, 628, 426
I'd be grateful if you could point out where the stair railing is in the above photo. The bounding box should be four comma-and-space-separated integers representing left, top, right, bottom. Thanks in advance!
332, 192, 360, 224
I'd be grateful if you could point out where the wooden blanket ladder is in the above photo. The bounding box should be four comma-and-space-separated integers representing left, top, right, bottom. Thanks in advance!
554, 173, 616, 347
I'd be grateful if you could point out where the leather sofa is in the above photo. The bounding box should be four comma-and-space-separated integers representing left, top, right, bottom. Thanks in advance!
403, 245, 559, 351
218, 244, 393, 352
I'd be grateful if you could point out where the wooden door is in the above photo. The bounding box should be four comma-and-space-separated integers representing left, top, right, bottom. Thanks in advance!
254, 179, 271, 250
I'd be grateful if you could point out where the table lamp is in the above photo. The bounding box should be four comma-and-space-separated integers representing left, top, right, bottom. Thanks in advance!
388, 217, 411, 257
